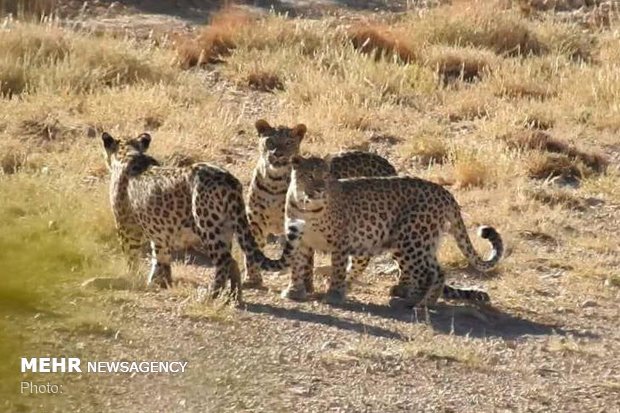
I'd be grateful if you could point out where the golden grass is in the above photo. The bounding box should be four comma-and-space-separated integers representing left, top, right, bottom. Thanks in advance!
526, 153, 586, 180
247, 70, 284, 92
503, 129, 608, 174
347, 23, 418, 63
175, 8, 254, 68
451, 150, 490, 189
425, 46, 495, 84
0, 23, 174, 96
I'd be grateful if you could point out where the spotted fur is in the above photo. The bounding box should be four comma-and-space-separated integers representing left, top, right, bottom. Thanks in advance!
101, 132, 303, 301
245, 119, 397, 288
283, 155, 503, 307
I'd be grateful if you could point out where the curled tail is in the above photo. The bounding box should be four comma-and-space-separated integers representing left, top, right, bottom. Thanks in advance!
442, 285, 490, 303
232, 195, 304, 272
449, 205, 503, 272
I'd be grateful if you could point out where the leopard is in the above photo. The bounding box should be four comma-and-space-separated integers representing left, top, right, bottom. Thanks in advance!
245, 118, 397, 288
283, 155, 504, 307
100, 131, 304, 301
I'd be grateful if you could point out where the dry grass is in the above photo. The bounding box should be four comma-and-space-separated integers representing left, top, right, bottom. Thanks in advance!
503, 129, 608, 174
526, 187, 589, 210
2, 4, 620, 411
425, 46, 495, 84
526, 152, 587, 179
347, 23, 418, 63
0, 23, 174, 95
247, 70, 284, 92
451, 150, 490, 189
175, 7, 255, 68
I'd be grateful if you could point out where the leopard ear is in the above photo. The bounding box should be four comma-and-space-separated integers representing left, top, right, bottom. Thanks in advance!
137, 133, 151, 152
101, 132, 117, 151
291, 155, 303, 168
255, 119, 273, 136
291, 123, 307, 141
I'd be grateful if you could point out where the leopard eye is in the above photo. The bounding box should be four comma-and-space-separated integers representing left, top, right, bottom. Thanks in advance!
265, 140, 276, 150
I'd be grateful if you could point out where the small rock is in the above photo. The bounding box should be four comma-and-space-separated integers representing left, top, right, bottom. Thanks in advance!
581, 299, 597, 308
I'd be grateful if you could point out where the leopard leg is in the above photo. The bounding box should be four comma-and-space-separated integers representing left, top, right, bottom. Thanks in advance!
118, 228, 145, 273
281, 243, 313, 301
209, 249, 241, 302
420, 258, 444, 307
242, 221, 267, 289
346, 256, 370, 288
147, 241, 172, 289
390, 236, 435, 307
325, 250, 348, 305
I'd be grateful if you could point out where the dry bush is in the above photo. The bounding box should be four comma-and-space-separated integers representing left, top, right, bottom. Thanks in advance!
405, 138, 449, 166
503, 129, 608, 173
534, 19, 594, 62
453, 154, 489, 188
522, 111, 555, 130
425, 46, 495, 83
247, 70, 284, 92
441, 87, 495, 121
526, 153, 586, 179
445, 99, 490, 121
348, 23, 417, 63
412, 3, 545, 56
0, 146, 27, 174
175, 7, 254, 68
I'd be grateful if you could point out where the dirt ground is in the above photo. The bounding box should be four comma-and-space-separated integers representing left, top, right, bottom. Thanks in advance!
3, 1, 620, 412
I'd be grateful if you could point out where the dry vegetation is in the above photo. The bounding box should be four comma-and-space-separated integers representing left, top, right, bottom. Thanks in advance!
1, 0, 619, 411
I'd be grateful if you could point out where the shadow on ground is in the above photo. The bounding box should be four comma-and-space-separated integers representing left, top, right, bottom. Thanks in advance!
244, 298, 598, 341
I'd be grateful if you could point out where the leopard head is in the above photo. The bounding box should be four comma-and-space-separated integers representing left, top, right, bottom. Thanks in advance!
254, 119, 306, 168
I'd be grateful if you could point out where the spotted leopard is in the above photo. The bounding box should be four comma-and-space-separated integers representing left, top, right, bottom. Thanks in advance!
245, 118, 397, 288
283, 155, 503, 307
101, 132, 303, 301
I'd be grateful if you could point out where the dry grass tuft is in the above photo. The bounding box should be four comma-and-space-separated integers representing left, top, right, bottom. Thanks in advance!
503, 130, 608, 173
526, 187, 588, 210
18, 115, 65, 143
453, 154, 489, 189
426, 46, 494, 84
496, 79, 555, 99
0, 146, 27, 175
416, 3, 545, 56
247, 70, 284, 92
522, 112, 555, 130
0, 23, 174, 95
526, 153, 585, 180
348, 23, 417, 64
175, 7, 255, 68
406, 138, 449, 166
